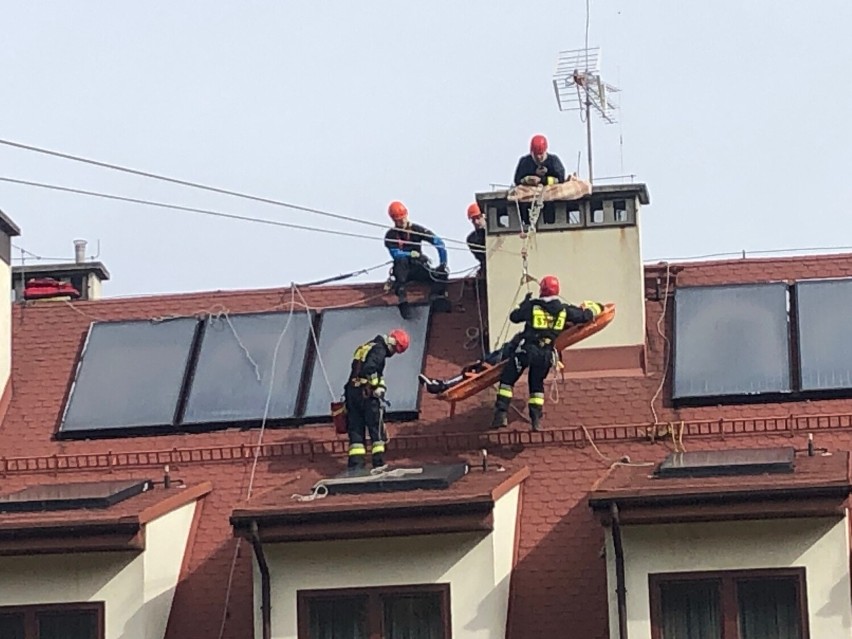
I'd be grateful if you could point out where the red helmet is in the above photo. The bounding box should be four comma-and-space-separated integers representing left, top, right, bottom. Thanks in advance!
466, 202, 481, 220
388, 328, 410, 354
388, 201, 408, 221
539, 275, 560, 297
530, 134, 548, 156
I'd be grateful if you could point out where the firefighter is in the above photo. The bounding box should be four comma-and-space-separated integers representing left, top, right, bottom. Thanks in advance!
466, 202, 486, 272
492, 275, 603, 431
513, 134, 567, 187
345, 328, 410, 470
384, 200, 450, 319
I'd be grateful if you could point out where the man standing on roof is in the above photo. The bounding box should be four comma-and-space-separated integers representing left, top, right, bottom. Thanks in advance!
384, 200, 450, 319
345, 329, 410, 470
492, 275, 603, 431
514, 134, 567, 187
466, 202, 486, 273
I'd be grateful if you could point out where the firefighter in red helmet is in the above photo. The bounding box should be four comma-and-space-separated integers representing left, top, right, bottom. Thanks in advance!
345, 328, 410, 470
492, 275, 603, 431
513, 134, 568, 187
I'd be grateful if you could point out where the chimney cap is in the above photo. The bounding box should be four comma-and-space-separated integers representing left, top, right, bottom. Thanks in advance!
12, 261, 110, 281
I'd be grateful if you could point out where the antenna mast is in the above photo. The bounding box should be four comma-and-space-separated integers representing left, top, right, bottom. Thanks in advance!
552, 47, 619, 184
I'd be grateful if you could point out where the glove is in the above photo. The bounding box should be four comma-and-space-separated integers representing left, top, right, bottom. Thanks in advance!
521, 175, 541, 186
373, 386, 386, 399
581, 301, 604, 317
535, 166, 548, 177
523, 292, 533, 302
437, 263, 448, 274
410, 250, 420, 259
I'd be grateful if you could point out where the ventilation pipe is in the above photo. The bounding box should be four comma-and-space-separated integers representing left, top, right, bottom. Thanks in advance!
610, 502, 628, 639
249, 521, 272, 639
73, 239, 87, 264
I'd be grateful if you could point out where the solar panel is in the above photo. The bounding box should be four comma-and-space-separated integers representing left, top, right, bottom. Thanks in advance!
796, 279, 852, 391
657, 448, 794, 478
181, 311, 312, 424
0, 479, 151, 512
302, 305, 431, 419
319, 463, 469, 495
60, 319, 199, 434
673, 284, 791, 400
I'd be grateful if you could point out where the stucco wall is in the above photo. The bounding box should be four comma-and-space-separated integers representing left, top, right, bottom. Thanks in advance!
257, 485, 521, 639
0, 500, 197, 639
603, 515, 852, 638
485, 222, 645, 350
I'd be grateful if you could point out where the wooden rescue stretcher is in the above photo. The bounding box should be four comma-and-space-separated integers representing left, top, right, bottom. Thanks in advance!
435, 303, 616, 416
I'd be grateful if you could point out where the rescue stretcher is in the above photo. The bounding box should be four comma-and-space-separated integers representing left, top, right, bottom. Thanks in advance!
435, 303, 616, 416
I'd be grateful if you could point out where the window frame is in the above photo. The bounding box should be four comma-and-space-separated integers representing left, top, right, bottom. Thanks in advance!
649, 568, 809, 639
0, 601, 105, 639
297, 583, 451, 639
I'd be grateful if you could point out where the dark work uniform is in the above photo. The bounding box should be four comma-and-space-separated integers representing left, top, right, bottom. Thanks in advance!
466, 227, 486, 270
494, 296, 593, 428
513, 153, 567, 186
345, 335, 391, 469
384, 223, 449, 306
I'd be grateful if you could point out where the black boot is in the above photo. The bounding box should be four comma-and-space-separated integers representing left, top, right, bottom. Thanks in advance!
430, 293, 452, 314
529, 406, 543, 431
491, 409, 508, 429
348, 456, 366, 470
371, 454, 387, 471
418, 374, 447, 394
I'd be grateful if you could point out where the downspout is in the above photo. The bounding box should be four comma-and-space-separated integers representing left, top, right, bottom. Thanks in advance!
610, 503, 628, 639
249, 521, 272, 639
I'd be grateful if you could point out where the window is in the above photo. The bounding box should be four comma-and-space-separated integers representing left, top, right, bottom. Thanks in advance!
298, 585, 450, 639
0, 603, 103, 639
650, 569, 808, 639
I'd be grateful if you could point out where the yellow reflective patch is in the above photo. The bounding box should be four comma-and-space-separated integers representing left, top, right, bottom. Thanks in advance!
528, 396, 545, 406
348, 444, 366, 455
370, 442, 386, 454
353, 343, 372, 362
532, 308, 566, 330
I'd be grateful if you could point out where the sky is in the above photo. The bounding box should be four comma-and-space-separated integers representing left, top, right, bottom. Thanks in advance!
1, 1, 851, 296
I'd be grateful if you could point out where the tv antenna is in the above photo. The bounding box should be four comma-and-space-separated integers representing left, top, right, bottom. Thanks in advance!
552, 47, 619, 183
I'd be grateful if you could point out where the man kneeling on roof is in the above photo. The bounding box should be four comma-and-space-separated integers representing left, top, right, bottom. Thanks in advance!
346, 329, 410, 470
385, 200, 451, 319
492, 275, 603, 431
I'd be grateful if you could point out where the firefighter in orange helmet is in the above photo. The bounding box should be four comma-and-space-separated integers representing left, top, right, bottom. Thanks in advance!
492, 275, 603, 431
465, 202, 486, 272
384, 201, 450, 319
345, 329, 410, 470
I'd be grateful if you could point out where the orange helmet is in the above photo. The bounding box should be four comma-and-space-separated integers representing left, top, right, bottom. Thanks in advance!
388, 201, 408, 221
388, 329, 410, 354
466, 203, 481, 220
530, 134, 548, 156
539, 275, 560, 297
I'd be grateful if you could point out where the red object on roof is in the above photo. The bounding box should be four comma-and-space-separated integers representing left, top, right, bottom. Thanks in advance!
23, 277, 80, 300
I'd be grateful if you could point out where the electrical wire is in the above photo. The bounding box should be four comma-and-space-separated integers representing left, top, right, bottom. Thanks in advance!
0, 137, 472, 248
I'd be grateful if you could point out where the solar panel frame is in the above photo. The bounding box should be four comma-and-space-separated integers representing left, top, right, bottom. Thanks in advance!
672, 283, 792, 401
58, 318, 200, 436
657, 448, 795, 478
0, 479, 152, 512
795, 278, 852, 392
180, 310, 313, 426
301, 304, 431, 420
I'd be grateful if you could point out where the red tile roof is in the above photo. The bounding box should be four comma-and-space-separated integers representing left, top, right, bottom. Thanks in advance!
5, 254, 852, 638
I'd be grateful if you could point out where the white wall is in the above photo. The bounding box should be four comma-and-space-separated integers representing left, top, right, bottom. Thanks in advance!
485, 218, 645, 350
256, 486, 521, 639
603, 515, 852, 639
0, 500, 197, 639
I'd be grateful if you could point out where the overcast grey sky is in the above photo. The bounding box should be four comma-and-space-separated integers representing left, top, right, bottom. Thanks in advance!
2, 1, 851, 296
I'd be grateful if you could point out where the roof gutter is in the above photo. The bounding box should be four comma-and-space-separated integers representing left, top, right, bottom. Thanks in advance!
610, 503, 628, 639
249, 521, 271, 639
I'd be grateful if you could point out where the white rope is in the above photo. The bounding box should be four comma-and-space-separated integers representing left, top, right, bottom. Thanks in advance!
290, 468, 425, 502
216, 311, 262, 383
217, 285, 296, 639
294, 284, 336, 400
